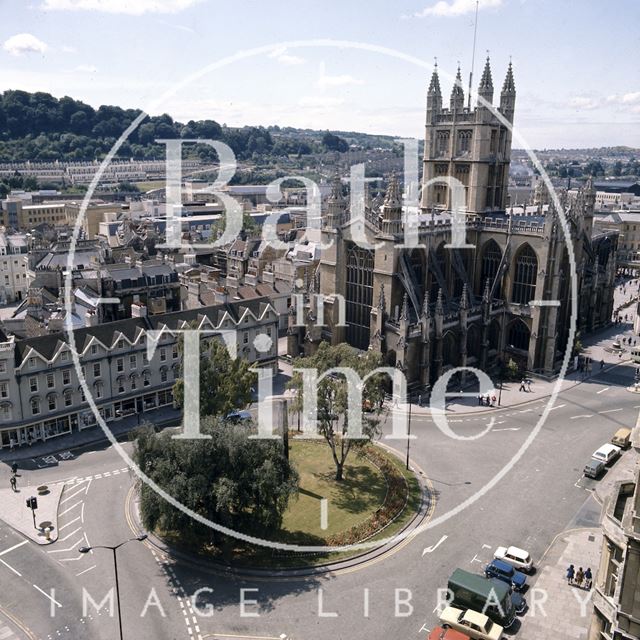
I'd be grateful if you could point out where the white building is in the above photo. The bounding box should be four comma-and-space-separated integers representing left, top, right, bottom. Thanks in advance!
0, 232, 29, 303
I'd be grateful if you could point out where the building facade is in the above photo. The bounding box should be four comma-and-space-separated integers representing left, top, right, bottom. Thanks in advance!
588, 427, 640, 640
289, 60, 617, 391
0, 298, 278, 450
0, 232, 29, 303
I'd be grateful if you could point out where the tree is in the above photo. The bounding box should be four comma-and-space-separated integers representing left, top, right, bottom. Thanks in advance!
173, 338, 256, 419
133, 418, 298, 549
288, 342, 386, 481
322, 131, 349, 153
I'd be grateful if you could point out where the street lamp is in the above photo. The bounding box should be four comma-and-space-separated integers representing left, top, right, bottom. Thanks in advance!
79, 534, 148, 640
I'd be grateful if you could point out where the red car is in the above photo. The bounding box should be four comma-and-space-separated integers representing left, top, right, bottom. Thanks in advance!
428, 627, 471, 640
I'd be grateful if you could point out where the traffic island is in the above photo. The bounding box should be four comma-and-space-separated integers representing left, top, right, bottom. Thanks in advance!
138, 439, 429, 573
0, 482, 63, 544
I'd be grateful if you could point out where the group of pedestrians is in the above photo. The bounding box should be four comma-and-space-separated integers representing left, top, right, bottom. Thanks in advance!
477, 394, 497, 407
518, 378, 532, 392
566, 564, 592, 589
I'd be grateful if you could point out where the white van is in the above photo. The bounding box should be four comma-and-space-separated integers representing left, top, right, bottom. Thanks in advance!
592, 443, 622, 466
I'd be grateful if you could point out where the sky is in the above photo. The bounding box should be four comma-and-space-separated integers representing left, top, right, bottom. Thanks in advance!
0, 0, 639, 149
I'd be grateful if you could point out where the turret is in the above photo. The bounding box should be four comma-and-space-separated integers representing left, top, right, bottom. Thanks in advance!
380, 172, 403, 236
426, 64, 442, 122
500, 61, 516, 122
477, 56, 494, 107
323, 172, 347, 228
450, 65, 465, 112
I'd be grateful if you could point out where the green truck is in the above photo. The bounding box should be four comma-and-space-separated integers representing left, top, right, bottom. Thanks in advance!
447, 568, 516, 629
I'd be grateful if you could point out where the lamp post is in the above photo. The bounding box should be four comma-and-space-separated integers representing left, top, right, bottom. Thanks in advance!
79, 534, 147, 640
405, 398, 413, 471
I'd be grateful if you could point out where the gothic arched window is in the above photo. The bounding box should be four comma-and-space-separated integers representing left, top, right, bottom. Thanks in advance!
511, 244, 538, 304
345, 245, 374, 350
481, 240, 502, 294
508, 320, 531, 352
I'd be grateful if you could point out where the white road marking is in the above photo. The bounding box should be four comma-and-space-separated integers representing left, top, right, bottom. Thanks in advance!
0, 540, 27, 557
59, 517, 81, 531
596, 387, 610, 394
58, 501, 82, 517
32, 584, 62, 608
493, 428, 521, 432
519, 409, 533, 413
48, 539, 85, 553
60, 485, 88, 504
81, 502, 85, 524
570, 414, 594, 420
58, 527, 82, 543
422, 535, 448, 556
75, 565, 96, 577
0, 558, 22, 577
600, 408, 623, 414
0, 626, 13, 639
549, 404, 566, 411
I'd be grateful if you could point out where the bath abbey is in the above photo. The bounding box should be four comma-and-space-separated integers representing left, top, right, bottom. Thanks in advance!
288, 59, 618, 392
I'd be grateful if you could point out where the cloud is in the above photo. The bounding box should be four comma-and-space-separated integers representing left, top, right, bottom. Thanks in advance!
316, 62, 363, 90
568, 96, 600, 110
73, 64, 98, 73
412, 0, 502, 18
268, 47, 305, 66
61, 44, 77, 53
41, 0, 202, 15
3, 33, 48, 56
298, 96, 345, 108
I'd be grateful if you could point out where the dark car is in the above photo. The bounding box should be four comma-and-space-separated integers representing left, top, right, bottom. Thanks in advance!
225, 410, 252, 424
485, 559, 527, 591
489, 578, 526, 615
584, 459, 605, 479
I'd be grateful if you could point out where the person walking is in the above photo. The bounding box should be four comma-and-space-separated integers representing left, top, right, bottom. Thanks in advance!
11, 462, 18, 475
527, 379, 532, 392
566, 564, 575, 585
584, 567, 593, 589
519, 379, 526, 392
9, 475, 16, 492
600, 359, 605, 370
575, 567, 584, 588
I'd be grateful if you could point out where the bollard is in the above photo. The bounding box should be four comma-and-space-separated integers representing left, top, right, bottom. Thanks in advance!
45, 527, 51, 541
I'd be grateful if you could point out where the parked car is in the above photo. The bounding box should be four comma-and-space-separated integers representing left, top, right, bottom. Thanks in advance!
493, 545, 533, 573
439, 607, 503, 640
485, 559, 527, 591
584, 459, 605, 479
428, 626, 471, 640
591, 443, 622, 466
225, 410, 252, 424
611, 428, 632, 450
488, 578, 526, 615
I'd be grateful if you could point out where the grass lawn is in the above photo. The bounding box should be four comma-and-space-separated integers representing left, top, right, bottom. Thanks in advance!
134, 180, 166, 192
281, 440, 387, 541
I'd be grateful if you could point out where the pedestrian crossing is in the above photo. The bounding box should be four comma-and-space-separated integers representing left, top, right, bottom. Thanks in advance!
0, 622, 17, 639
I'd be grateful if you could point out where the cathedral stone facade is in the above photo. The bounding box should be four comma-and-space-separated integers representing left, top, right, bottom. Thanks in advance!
288, 59, 618, 393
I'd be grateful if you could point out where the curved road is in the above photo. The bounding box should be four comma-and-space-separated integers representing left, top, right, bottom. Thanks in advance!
0, 359, 637, 640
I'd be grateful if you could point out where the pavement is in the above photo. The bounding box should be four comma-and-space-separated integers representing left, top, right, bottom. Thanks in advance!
0, 405, 181, 464
0, 482, 63, 545
518, 528, 602, 640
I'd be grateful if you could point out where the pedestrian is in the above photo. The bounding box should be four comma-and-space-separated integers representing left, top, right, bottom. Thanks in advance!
584, 567, 593, 589
11, 462, 17, 475
575, 567, 584, 588
519, 379, 526, 392
527, 379, 532, 392
9, 475, 16, 492
600, 359, 604, 369
478, 395, 482, 406
566, 564, 575, 585
491, 394, 497, 406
